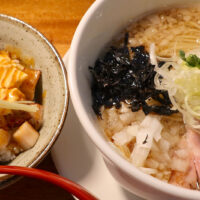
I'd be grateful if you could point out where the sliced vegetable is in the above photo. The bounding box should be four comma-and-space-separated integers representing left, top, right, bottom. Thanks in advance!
0, 100, 39, 113
112, 123, 138, 146
179, 50, 200, 68
137, 115, 163, 148
131, 146, 150, 167
131, 115, 163, 167
154, 49, 200, 129
149, 43, 158, 67
139, 167, 158, 175
179, 50, 186, 61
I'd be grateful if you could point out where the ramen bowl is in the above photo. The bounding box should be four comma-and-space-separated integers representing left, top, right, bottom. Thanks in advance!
68, 0, 200, 199
0, 14, 68, 187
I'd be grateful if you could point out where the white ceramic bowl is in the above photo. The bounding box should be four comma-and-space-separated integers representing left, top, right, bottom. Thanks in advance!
68, 0, 200, 199
0, 14, 68, 187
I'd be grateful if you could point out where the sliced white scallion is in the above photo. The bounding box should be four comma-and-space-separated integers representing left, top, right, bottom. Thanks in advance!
184, 94, 200, 117
139, 167, 158, 175
131, 146, 150, 167
131, 115, 163, 167
0, 99, 39, 112
17, 100, 35, 104
149, 43, 158, 67
154, 49, 200, 129
156, 55, 175, 62
112, 123, 138, 146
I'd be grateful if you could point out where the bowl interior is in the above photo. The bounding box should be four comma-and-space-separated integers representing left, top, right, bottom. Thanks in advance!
0, 15, 68, 182
69, 0, 200, 199
70, 0, 200, 142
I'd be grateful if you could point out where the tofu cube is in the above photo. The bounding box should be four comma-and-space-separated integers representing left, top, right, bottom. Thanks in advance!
13, 121, 39, 150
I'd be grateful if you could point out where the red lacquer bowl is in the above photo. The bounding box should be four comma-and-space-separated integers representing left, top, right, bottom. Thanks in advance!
0, 166, 97, 200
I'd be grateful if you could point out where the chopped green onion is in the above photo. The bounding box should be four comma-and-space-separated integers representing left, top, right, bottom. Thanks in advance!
179, 50, 186, 61
179, 50, 200, 69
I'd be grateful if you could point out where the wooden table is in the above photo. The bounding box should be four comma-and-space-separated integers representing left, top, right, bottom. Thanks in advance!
0, 0, 94, 199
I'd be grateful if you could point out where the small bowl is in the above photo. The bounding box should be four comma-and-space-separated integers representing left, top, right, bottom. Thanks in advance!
0, 14, 68, 187
68, 0, 200, 199
0, 166, 97, 200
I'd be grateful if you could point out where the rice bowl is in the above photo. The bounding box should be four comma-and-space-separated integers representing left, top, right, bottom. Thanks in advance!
0, 14, 68, 187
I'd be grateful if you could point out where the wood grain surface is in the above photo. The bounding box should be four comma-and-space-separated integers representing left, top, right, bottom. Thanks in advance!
0, 0, 94, 199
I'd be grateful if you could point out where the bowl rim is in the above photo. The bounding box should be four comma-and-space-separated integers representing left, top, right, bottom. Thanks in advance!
0, 14, 69, 186
68, 0, 200, 199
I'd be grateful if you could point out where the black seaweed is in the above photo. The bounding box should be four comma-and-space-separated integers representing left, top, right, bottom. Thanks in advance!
89, 33, 177, 116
